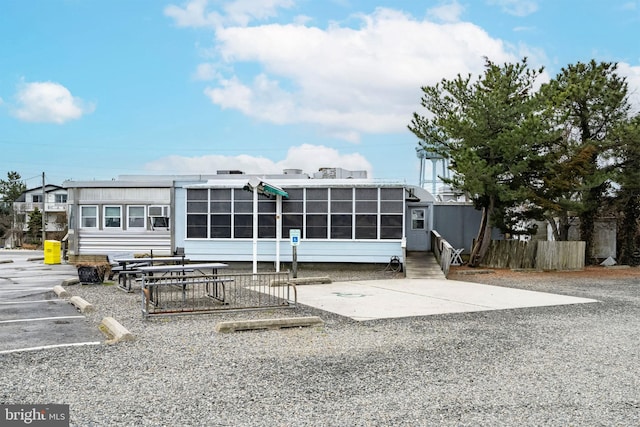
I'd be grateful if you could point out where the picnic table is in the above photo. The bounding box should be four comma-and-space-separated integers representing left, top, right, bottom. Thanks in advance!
112, 256, 189, 292
138, 262, 230, 305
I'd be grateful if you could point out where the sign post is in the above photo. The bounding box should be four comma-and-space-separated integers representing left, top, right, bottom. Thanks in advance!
290, 229, 301, 278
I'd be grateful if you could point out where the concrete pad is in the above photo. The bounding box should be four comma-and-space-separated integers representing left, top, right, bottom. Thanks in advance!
296, 278, 598, 321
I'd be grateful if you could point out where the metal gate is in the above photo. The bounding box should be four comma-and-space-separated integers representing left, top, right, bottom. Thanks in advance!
141, 271, 296, 318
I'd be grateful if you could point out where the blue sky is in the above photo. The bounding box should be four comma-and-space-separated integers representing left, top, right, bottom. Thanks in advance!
1, 0, 639, 189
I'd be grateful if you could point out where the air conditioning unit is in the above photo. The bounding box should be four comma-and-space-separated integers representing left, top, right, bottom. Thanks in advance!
149, 205, 170, 230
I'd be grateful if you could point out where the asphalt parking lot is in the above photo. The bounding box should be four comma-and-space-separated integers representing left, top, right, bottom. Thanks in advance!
0, 250, 103, 354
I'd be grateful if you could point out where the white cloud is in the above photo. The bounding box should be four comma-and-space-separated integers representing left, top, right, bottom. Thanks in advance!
164, 0, 294, 28
427, 1, 464, 23
12, 81, 94, 124
618, 62, 640, 113
193, 63, 218, 81
621, 2, 637, 11
164, 0, 222, 28
142, 144, 373, 176
486, 0, 538, 17
200, 7, 531, 140
224, 0, 295, 26
166, 3, 547, 141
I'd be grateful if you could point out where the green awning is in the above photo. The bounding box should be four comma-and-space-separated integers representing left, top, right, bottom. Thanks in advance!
262, 183, 288, 198
244, 178, 289, 198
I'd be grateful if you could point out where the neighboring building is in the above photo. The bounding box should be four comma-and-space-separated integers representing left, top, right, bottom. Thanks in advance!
62, 179, 173, 260
10, 185, 68, 246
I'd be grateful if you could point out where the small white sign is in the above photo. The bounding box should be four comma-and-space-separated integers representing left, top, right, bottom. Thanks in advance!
290, 229, 301, 246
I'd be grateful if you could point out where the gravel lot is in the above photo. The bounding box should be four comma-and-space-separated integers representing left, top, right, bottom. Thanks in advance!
1, 263, 639, 426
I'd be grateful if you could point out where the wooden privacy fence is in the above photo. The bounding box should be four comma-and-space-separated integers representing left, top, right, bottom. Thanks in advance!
481, 240, 585, 270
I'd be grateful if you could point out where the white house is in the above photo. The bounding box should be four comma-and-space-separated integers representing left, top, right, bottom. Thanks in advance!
9, 184, 68, 246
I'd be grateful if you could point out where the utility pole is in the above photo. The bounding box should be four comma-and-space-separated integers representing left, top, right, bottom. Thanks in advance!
42, 172, 46, 244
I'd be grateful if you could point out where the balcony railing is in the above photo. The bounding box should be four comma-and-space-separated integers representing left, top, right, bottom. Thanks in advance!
13, 202, 67, 213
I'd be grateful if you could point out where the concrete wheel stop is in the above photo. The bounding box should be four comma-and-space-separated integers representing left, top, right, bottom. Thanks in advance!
215, 316, 324, 333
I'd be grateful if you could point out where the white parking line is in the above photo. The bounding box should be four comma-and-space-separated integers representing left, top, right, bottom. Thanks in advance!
0, 316, 85, 324
0, 300, 66, 305
0, 341, 102, 355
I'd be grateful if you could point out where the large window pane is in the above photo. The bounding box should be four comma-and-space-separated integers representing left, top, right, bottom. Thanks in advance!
210, 201, 231, 213
187, 201, 208, 213
380, 201, 404, 213
356, 215, 377, 239
187, 214, 207, 238
306, 188, 328, 213
234, 188, 253, 214
258, 215, 276, 238
187, 189, 208, 200
210, 189, 231, 200
306, 201, 328, 213
234, 214, 252, 238
285, 188, 303, 200
355, 200, 377, 213
330, 201, 353, 213
355, 188, 377, 200
210, 214, 231, 238
210, 189, 231, 213
380, 215, 403, 239
331, 188, 352, 200
330, 188, 352, 213
306, 214, 327, 238
187, 189, 208, 214
258, 194, 276, 213
331, 214, 352, 239
282, 201, 303, 213
283, 214, 303, 239
380, 188, 404, 200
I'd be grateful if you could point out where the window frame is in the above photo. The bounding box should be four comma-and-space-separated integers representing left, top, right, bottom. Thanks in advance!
80, 205, 99, 229
186, 189, 209, 239
127, 205, 147, 230
103, 205, 122, 229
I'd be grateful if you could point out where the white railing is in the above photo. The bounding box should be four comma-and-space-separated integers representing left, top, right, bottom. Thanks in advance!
13, 202, 67, 213
431, 230, 455, 277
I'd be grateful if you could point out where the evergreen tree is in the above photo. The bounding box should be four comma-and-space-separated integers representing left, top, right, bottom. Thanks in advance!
0, 171, 26, 245
409, 58, 547, 266
27, 207, 43, 243
539, 60, 630, 262
0, 171, 26, 203
611, 114, 640, 264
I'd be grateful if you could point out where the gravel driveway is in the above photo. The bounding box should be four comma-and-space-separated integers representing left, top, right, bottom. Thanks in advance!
1, 264, 639, 426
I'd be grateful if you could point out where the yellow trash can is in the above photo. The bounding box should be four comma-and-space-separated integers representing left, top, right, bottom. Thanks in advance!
44, 240, 61, 265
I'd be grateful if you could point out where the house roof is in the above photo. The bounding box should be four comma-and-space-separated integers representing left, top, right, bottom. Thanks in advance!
15, 185, 65, 202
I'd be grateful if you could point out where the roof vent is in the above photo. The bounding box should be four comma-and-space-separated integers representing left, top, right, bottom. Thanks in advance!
217, 170, 244, 175
283, 169, 303, 175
